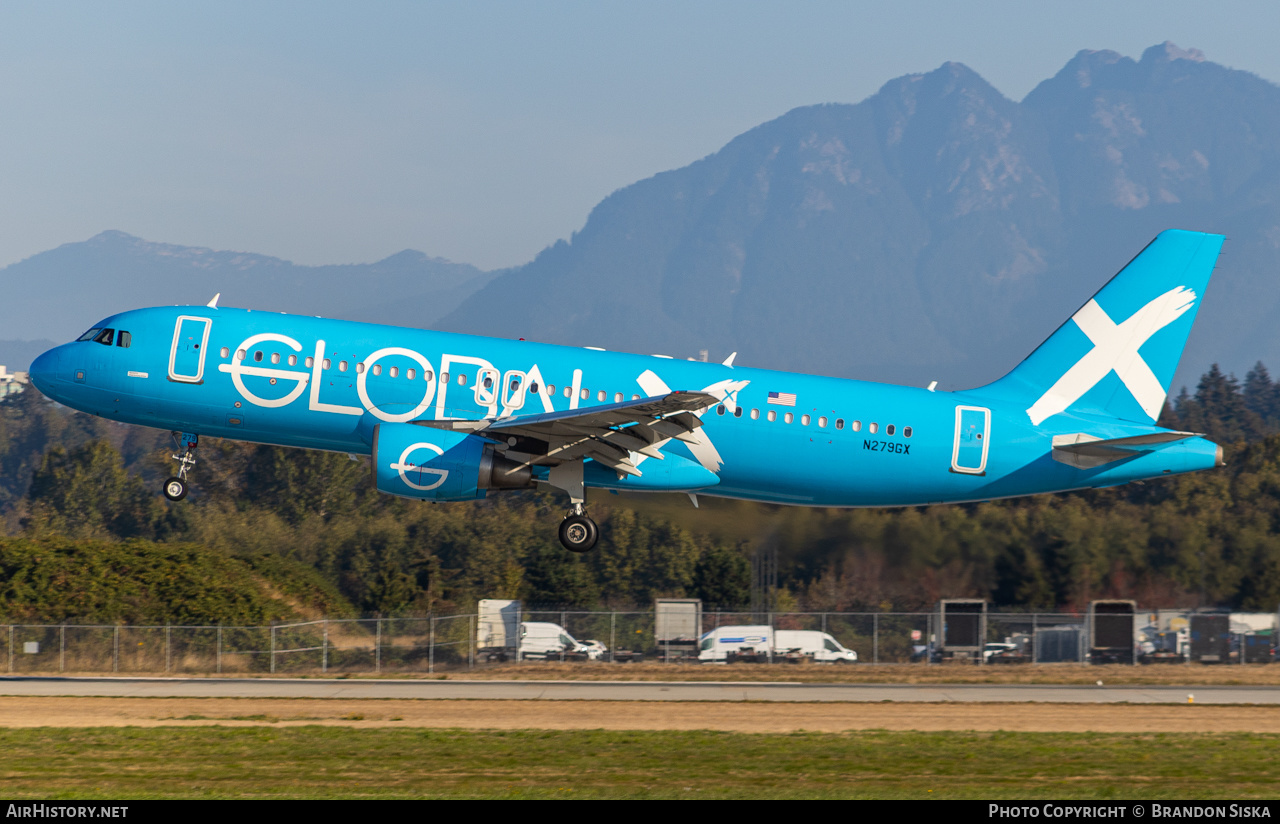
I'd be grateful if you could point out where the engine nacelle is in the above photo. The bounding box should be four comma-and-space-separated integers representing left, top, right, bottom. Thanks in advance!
371, 423, 532, 501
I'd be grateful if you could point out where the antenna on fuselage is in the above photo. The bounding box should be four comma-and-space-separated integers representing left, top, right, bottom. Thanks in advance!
722, 352, 737, 367
927, 381, 937, 392
206, 293, 221, 309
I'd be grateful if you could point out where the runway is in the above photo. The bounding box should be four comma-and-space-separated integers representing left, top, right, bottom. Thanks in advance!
1, 676, 1277, 704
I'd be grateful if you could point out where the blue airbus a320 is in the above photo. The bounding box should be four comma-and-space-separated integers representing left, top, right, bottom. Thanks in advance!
30, 230, 1226, 552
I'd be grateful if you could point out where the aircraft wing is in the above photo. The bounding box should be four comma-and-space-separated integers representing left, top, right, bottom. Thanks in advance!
1051, 431, 1200, 469
417, 391, 719, 476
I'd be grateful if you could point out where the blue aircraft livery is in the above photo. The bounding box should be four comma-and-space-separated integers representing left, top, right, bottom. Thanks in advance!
29, 230, 1226, 551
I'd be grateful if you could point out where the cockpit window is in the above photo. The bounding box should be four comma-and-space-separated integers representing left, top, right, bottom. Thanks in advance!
116, 331, 131, 348
77, 328, 102, 342
92, 328, 115, 346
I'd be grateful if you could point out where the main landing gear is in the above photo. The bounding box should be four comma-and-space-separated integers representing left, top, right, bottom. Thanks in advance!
558, 503, 599, 553
549, 461, 599, 552
163, 432, 198, 502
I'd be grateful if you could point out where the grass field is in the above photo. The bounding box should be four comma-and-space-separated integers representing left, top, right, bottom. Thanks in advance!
2, 727, 1277, 799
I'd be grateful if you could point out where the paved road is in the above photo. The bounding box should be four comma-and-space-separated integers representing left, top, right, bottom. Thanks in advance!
0, 677, 1276, 704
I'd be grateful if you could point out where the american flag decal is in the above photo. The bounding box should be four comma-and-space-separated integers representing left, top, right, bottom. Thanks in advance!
767, 392, 796, 406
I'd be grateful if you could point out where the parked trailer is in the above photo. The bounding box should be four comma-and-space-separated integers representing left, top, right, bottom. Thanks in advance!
1089, 600, 1136, 665
936, 599, 986, 662
477, 599, 521, 662
1190, 614, 1231, 663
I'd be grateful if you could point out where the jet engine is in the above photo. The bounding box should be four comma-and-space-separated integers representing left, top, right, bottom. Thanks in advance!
371, 422, 532, 501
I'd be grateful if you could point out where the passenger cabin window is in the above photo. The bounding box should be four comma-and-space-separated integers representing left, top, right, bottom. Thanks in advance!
818, 416, 827, 428
852, 420, 862, 432
886, 424, 895, 436
836, 419, 844, 430
801, 414, 810, 426
614, 392, 623, 403
271, 352, 280, 365
390, 367, 399, 378
357, 363, 365, 373
904, 426, 913, 438
93, 329, 114, 346
717, 405, 725, 416
253, 350, 263, 362
784, 412, 794, 424
408, 368, 417, 381
305, 357, 314, 368
750, 408, 760, 420
597, 390, 605, 402
768, 410, 777, 422
869, 422, 878, 434
457, 373, 467, 385
734, 407, 743, 418
116, 331, 131, 348
580, 388, 589, 400
288, 355, 297, 366
339, 361, 348, 372
372, 364, 381, 376
322, 358, 331, 370
220, 347, 230, 358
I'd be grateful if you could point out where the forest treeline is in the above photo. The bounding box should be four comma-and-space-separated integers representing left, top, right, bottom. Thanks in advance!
2, 362, 1280, 621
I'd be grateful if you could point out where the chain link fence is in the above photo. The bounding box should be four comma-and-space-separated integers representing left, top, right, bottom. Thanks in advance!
2, 609, 1272, 674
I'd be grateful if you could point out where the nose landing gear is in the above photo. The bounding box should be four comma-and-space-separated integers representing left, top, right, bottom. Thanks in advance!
163, 432, 198, 502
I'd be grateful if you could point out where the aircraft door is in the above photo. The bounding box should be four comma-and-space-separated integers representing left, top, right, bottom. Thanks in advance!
951, 405, 990, 475
501, 370, 527, 411
168, 316, 212, 383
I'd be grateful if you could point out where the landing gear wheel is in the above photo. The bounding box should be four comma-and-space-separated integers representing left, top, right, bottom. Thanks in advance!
558, 514, 599, 553
162, 476, 188, 502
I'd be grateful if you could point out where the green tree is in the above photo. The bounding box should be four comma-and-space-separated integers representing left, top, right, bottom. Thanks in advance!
25, 440, 160, 539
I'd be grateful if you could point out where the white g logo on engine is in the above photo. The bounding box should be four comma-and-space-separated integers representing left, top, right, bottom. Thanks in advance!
389, 442, 449, 491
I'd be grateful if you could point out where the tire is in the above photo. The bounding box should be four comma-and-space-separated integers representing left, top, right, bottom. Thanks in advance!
558, 514, 599, 552
162, 477, 188, 502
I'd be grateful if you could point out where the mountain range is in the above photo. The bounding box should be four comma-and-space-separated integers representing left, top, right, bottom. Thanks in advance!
5, 42, 1280, 396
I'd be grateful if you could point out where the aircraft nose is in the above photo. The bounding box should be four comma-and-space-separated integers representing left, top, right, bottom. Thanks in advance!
28, 347, 63, 395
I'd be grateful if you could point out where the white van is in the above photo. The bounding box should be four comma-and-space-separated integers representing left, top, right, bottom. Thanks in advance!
697, 625, 774, 662
698, 625, 858, 663
774, 630, 858, 663
519, 622, 604, 660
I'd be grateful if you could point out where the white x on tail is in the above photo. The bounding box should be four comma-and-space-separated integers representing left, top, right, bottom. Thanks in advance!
637, 369, 750, 472
1026, 286, 1197, 425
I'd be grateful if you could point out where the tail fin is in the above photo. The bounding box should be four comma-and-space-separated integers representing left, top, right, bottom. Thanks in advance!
973, 230, 1225, 426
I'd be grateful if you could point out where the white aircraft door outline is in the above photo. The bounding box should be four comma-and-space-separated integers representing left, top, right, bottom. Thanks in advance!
168, 316, 212, 384
951, 405, 991, 475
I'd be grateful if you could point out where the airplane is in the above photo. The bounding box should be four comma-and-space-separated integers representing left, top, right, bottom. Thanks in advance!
28, 229, 1226, 553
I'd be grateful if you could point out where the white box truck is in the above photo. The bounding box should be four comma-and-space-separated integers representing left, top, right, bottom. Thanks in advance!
698, 625, 857, 663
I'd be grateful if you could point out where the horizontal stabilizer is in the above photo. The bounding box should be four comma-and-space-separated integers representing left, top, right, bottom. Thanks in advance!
1051, 431, 1199, 469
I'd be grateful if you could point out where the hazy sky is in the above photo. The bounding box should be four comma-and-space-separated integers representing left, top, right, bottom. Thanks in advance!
3, 1, 1280, 271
